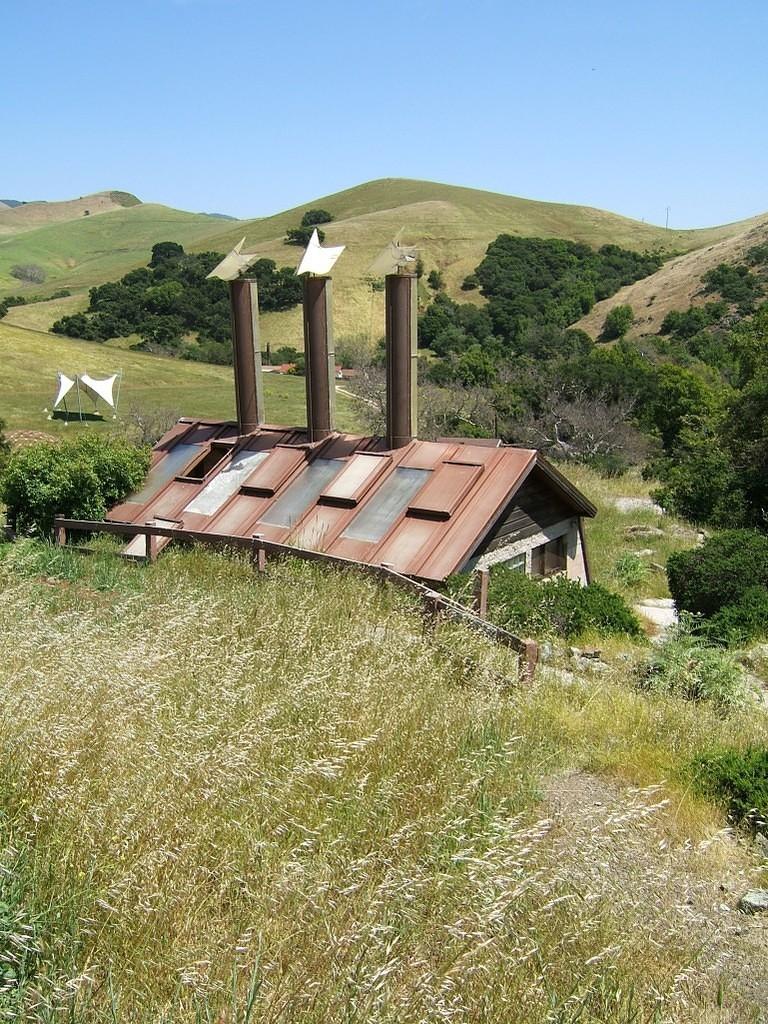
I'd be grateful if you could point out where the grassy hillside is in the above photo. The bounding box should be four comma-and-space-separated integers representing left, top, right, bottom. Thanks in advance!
193, 178, 768, 345
2, 179, 765, 349
575, 214, 768, 338
0, 190, 140, 236
0, 319, 360, 435
0, 204, 236, 295
0, 538, 765, 1021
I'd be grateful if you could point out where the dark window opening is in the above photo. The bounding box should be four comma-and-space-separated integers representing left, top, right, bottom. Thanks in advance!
531, 535, 567, 578
178, 447, 226, 481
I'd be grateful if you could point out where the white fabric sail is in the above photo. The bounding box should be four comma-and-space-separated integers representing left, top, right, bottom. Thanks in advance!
296, 229, 345, 276
79, 373, 117, 409
206, 238, 260, 281
53, 372, 76, 409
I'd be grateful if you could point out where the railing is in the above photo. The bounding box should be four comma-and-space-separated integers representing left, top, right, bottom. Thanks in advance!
52, 517, 538, 683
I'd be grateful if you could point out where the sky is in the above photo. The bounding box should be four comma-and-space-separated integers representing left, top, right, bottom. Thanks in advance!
3, 0, 767, 228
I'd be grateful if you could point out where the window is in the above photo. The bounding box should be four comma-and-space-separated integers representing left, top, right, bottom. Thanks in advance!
259, 459, 342, 528
530, 536, 567, 578
341, 468, 431, 543
182, 450, 270, 517
505, 553, 526, 573
129, 443, 204, 503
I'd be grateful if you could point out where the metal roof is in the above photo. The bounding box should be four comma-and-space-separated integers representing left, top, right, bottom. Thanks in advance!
108, 419, 596, 583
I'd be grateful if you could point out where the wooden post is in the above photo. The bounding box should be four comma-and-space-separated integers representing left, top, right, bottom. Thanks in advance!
54, 523, 67, 547
145, 524, 158, 564
519, 638, 539, 685
472, 568, 489, 619
251, 534, 267, 573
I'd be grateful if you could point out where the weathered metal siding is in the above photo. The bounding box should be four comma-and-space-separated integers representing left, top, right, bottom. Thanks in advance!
478, 469, 575, 555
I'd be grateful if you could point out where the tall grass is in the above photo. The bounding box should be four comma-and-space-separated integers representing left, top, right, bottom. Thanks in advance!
0, 545, 766, 1021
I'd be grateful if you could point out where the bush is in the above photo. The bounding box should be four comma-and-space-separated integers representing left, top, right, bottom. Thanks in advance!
10, 263, 46, 284
300, 209, 333, 227
601, 304, 634, 340
666, 530, 768, 618
690, 746, 768, 834
285, 226, 325, 246
636, 619, 748, 712
0, 417, 10, 476
702, 587, 768, 646
612, 553, 650, 589
449, 566, 643, 640
0, 436, 150, 537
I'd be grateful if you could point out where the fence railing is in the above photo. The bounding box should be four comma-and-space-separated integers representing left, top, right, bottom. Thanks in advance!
52, 517, 538, 683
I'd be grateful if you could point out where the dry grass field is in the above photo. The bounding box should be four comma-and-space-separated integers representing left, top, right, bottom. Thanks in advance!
0, 538, 765, 1022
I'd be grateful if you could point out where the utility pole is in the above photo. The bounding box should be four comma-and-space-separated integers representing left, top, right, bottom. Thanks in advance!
665, 206, 670, 230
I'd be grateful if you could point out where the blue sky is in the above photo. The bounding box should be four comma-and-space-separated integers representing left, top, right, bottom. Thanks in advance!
4, 0, 766, 227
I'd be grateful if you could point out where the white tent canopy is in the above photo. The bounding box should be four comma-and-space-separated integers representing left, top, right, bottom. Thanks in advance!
49, 370, 122, 420
79, 372, 118, 409
52, 372, 76, 410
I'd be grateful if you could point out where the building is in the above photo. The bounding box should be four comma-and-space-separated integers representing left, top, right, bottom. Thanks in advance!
106, 268, 595, 584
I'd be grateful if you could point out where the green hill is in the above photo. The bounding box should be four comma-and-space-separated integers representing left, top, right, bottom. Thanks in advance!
0, 204, 236, 294
0, 318, 360, 436
0, 190, 141, 236
2, 179, 765, 349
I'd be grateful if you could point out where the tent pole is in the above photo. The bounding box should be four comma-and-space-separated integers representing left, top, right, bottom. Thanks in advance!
76, 377, 83, 423
114, 369, 123, 418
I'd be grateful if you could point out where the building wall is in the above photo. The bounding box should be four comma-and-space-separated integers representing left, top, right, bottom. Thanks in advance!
465, 471, 590, 584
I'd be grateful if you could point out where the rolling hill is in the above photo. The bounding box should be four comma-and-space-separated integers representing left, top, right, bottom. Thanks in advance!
0, 190, 140, 236
3, 179, 766, 344
574, 213, 768, 338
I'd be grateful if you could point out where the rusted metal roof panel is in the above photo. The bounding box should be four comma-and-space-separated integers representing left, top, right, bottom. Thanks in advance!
319, 453, 392, 507
243, 446, 308, 496
110, 419, 593, 581
407, 462, 483, 519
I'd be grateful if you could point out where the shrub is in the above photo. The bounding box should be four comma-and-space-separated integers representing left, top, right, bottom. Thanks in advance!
0, 417, 9, 476
690, 746, 768, 834
451, 566, 643, 640
285, 226, 325, 246
0, 436, 150, 537
10, 263, 46, 284
702, 587, 768, 646
666, 530, 768, 618
601, 304, 634, 340
636, 619, 749, 712
612, 552, 650, 589
300, 209, 333, 227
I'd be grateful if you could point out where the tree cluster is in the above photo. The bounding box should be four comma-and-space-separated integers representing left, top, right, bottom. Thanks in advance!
284, 209, 334, 246
51, 243, 302, 364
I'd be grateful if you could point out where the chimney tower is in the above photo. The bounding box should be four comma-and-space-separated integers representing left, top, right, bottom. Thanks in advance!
385, 272, 418, 448
228, 278, 265, 434
302, 274, 336, 441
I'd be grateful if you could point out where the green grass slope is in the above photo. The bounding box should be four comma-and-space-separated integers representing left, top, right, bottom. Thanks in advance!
0, 204, 237, 294
0, 319, 360, 435
0, 543, 765, 1020
0, 190, 140, 236
193, 178, 768, 343
3, 178, 765, 347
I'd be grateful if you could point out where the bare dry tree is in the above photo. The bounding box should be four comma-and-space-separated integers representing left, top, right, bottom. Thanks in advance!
512, 386, 648, 463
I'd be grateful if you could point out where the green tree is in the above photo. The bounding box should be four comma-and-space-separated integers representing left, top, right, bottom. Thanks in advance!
427, 269, 445, 291
1, 437, 150, 537
300, 209, 333, 227
149, 241, 185, 268
601, 304, 634, 340
285, 226, 325, 246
